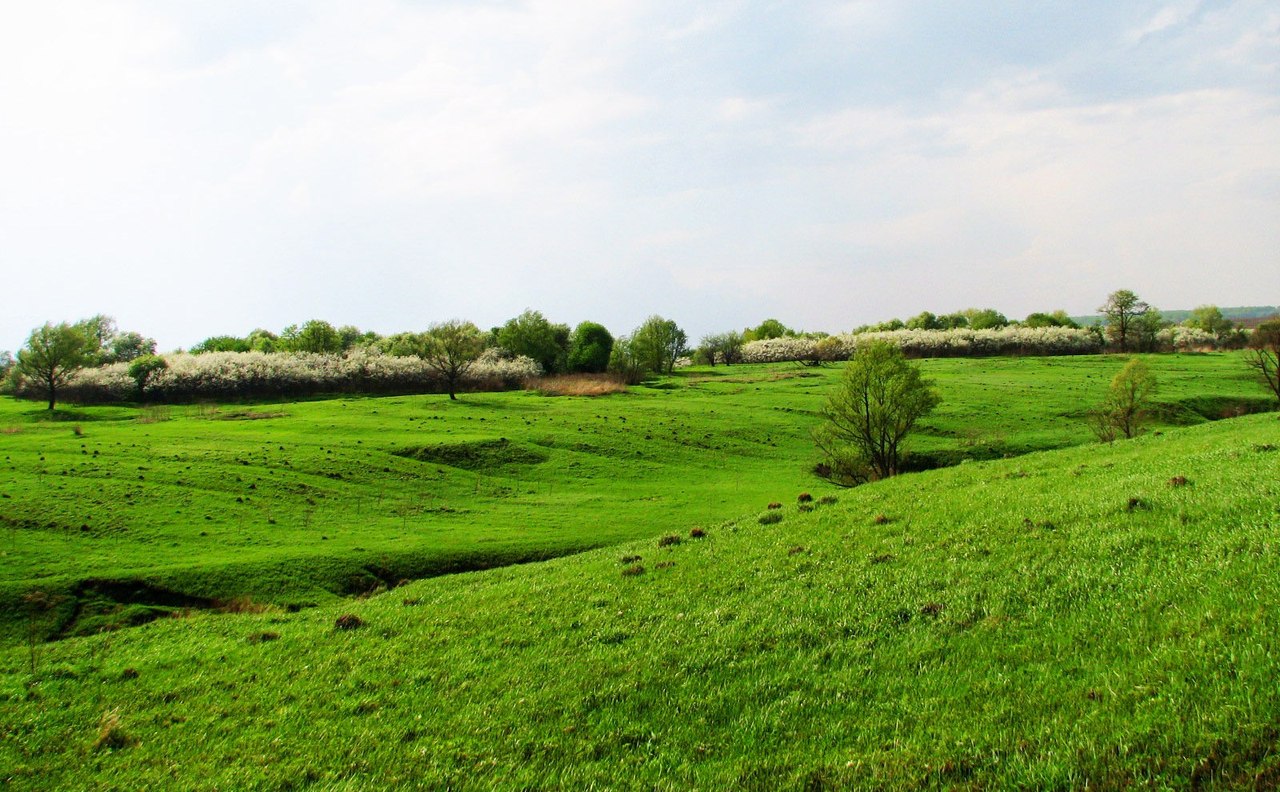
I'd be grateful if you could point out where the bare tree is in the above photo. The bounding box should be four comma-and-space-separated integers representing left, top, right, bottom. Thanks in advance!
1246, 320, 1280, 405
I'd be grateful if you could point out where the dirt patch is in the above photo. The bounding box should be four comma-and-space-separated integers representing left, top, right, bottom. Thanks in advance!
392, 438, 547, 471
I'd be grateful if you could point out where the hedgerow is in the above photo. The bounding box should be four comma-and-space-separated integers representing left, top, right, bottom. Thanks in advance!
24, 348, 540, 404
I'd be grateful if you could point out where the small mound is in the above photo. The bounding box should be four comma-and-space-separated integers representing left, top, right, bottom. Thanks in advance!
392, 438, 547, 470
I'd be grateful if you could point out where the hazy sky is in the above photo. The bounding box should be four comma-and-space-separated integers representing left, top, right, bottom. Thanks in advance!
2, 1, 1277, 352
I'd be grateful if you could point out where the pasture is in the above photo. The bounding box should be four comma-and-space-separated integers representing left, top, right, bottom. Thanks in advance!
0, 353, 1268, 647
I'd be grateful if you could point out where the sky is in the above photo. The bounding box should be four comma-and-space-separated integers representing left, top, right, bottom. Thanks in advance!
1, 1, 1278, 352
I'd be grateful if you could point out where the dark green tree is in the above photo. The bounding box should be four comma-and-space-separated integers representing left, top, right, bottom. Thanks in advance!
497, 310, 570, 374
127, 354, 168, 398
567, 322, 614, 373
1099, 290, 1151, 352
814, 341, 940, 484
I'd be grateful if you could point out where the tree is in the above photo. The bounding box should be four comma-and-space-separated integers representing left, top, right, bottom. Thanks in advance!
698, 331, 743, 366
1246, 320, 1280, 405
127, 354, 168, 398
1088, 358, 1158, 441
814, 341, 940, 484
962, 308, 1009, 330
744, 318, 791, 342
631, 316, 687, 375
16, 322, 93, 410
497, 310, 570, 374
0, 350, 13, 383
567, 322, 614, 373
1099, 290, 1151, 352
905, 311, 942, 331
1023, 310, 1079, 329
1185, 305, 1234, 338
108, 331, 157, 363
288, 320, 343, 354
421, 320, 485, 400
191, 335, 250, 354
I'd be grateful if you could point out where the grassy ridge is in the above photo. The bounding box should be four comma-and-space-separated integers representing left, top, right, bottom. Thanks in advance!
2, 413, 1278, 789
0, 354, 1269, 646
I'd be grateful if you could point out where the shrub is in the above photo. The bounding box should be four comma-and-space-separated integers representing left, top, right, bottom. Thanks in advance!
758, 511, 783, 525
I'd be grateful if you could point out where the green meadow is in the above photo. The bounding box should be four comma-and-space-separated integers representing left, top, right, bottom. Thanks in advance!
2, 352, 1278, 788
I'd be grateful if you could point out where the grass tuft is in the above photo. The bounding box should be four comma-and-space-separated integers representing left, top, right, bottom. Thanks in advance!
528, 373, 629, 397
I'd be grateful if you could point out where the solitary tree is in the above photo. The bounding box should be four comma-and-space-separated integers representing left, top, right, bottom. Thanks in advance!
17, 322, 92, 410
814, 341, 940, 484
421, 320, 485, 400
1246, 320, 1280, 405
1089, 358, 1158, 441
631, 316, 687, 375
567, 321, 614, 373
1099, 290, 1151, 352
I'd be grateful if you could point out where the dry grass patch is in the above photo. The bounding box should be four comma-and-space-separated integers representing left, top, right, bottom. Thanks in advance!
527, 373, 629, 396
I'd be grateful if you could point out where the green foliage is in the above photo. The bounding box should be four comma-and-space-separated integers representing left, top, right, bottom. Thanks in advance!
497, 310, 570, 374
246, 328, 279, 353
743, 318, 792, 342
190, 335, 251, 354
1246, 320, 1280, 404
1098, 290, 1165, 352
962, 308, 1009, 330
1184, 305, 1234, 338
815, 341, 940, 483
126, 355, 169, 397
697, 331, 743, 366
107, 332, 157, 363
1023, 310, 1079, 329
567, 322, 614, 374
905, 311, 942, 330
630, 315, 687, 375
288, 320, 343, 354
3, 414, 1279, 788
422, 319, 486, 399
16, 322, 93, 410
1089, 358, 1158, 441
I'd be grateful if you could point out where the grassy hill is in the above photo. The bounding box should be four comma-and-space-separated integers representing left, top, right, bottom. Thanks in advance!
2, 411, 1278, 789
0, 353, 1269, 648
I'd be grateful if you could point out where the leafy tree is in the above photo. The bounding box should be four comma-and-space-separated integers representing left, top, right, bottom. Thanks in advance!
905, 311, 942, 331
813, 341, 940, 484
1246, 320, 1280, 405
16, 322, 93, 410
497, 310, 570, 374
631, 316, 687, 375
744, 318, 791, 342
289, 320, 343, 354
246, 329, 279, 353
191, 335, 250, 354
607, 336, 646, 384
337, 325, 379, 351
567, 322, 614, 373
1022, 310, 1079, 329
108, 331, 157, 363
962, 308, 1009, 330
421, 320, 485, 400
0, 350, 13, 382
127, 354, 168, 397
937, 312, 969, 330
77, 314, 118, 363
698, 331, 743, 366
1099, 290, 1152, 352
1088, 358, 1158, 441
1184, 305, 1234, 338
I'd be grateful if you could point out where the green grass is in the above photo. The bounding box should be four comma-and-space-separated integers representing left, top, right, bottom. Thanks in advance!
0, 353, 1269, 647
2, 410, 1278, 788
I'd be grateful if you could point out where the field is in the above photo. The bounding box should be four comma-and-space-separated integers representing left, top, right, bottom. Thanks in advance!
2, 352, 1278, 788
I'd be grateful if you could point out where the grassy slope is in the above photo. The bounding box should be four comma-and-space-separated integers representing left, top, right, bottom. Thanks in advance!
0, 354, 1268, 646
3, 412, 1279, 789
